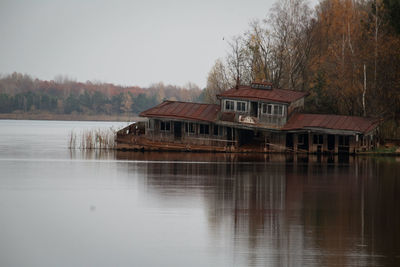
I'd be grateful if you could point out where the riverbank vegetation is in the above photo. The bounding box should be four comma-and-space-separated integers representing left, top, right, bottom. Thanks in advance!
68, 128, 116, 150
205, 0, 400, 139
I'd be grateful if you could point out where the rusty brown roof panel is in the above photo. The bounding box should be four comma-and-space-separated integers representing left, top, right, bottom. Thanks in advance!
220, 112, 235, 122
217, 85, 309, 104
192, 104, 206, 118
140, 101, 220, 122
283, 114, 380, 134
181, 102, 193, 115
342, 117, 355, 130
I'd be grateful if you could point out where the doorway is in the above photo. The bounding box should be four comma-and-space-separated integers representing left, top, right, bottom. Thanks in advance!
286, 133, 294, 150
338, 135, 350, 153
327, 134, 335, 151
297, 133, 309, 152
251, 102, 258, 117
174, 122, 182, 140
238, 129, 254, 146
226, 127, 235, 146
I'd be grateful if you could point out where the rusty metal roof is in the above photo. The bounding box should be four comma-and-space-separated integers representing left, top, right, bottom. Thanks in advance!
220, 112, 235, 122
283, 113, 380, 134
140, 101, 220, 122
217, 85, 308, 104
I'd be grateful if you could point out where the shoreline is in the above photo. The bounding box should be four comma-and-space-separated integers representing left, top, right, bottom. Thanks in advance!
115, 147, 400, 156
0, 113, 144, 122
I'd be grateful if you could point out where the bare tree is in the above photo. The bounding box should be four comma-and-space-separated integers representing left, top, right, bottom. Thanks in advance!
226, 36, 252, 87
205, 59, 232, 104
245, 20, 274, 83
268, 0, 314, 90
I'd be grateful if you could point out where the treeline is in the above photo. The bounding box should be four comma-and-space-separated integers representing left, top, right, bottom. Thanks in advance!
205, 0, 400, 138
0, 73, 203, 116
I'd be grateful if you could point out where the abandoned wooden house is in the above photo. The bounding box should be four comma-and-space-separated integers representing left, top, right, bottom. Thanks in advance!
116, 82, 380, 154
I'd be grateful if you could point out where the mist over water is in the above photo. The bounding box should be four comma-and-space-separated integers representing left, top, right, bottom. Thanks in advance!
0, 120, 399, 267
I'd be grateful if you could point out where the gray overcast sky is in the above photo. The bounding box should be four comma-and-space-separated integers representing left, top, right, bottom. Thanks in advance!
0, 0, 318, 88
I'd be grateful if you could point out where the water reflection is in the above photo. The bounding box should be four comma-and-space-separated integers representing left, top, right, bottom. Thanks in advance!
113, 152, 400, 267
3, 120, 398, 266
69, 148, 116, 161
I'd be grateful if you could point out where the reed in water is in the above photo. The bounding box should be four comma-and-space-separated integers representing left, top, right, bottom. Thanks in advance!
68, 127, 116, 150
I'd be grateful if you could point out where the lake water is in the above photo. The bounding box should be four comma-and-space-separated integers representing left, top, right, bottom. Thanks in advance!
0, 120, 399, 267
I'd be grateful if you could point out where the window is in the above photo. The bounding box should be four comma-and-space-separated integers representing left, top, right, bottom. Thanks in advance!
313, 134, 323, 145
213, 125, 222, 136
236, 101, 247, 112
148, 119, 154, 130
199, 124, 209, 135
274, 105, 283, 115
298, 134, 306, 145
339, 135, 349, 146
267, 104, 273, 114
262, 104, 273, 115
262, 104, 284, 116
160, 121, 170, 131
185, 122, 195, 134
225, 100, 234, 111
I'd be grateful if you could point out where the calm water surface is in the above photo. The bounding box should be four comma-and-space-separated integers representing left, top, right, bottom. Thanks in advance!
0, 120, 399, 267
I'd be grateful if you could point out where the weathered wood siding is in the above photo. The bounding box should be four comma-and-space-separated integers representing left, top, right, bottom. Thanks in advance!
145, 119, 233, 148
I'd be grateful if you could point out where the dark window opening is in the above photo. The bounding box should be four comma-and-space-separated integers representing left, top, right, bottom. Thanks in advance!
262, 104, 273, 115
298, 134, 305, 144
185, 122, 195, 134
327, 135, 335, 150
251, 102, 258, 117
339, 135, 350, 146
313, 134, 323, 145
286, 133, 294, 149
225, 100, 234, 111
338, 135, 350, 153
237, 101, 246, 112
174, 122, 182, 139
160, 121, 170, 131
297, 133, 309, 151
238, 129, 255, 146
227, 127, 233, 141
213, 125, 220, 136
274, 105, 283, 115
199, 124, 209, 135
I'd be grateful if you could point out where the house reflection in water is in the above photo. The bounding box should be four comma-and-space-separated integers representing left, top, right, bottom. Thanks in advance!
116, 152, 400, 267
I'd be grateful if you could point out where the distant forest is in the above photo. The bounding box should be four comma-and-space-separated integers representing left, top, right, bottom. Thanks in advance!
0, 73, 204, 116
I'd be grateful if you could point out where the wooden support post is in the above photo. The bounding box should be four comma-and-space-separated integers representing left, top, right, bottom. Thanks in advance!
323, 134, 328, 153
367, 135, 371, 150
293, 134, 298, 153
235, 129, 239, 148
350, 135, 356, 154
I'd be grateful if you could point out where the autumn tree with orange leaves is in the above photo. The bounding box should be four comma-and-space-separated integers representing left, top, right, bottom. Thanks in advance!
206, 0, 400, 138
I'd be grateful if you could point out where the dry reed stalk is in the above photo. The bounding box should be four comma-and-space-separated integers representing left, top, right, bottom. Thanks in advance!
68, 131, 77, 149
68, 127, 116, 150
